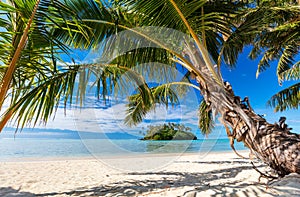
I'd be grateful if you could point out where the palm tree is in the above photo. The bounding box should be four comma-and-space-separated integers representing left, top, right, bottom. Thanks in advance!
0, 0, 299, 177
63, 0, 300, 176
95, 0, 300, 176
217, 0, 300, 166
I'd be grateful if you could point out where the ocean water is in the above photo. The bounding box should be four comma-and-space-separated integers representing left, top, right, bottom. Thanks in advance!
2, 123, 299, 161
0, 136, 247, 161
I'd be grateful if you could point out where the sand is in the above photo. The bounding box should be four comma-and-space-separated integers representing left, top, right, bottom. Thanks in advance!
0, 151, 299, 197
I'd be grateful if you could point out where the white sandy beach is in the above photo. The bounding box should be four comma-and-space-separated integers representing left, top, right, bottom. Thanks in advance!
0, 151, 299, 197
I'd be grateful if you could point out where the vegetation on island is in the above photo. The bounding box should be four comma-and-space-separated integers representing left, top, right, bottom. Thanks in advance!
0, 0, 299, 176
141, 123, 197, 140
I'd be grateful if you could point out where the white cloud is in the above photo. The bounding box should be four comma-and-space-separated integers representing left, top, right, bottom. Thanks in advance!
8, 96, 200, 135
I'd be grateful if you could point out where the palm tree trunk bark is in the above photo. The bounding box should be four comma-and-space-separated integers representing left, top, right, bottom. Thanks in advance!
222, 90, 300, 177
185, 42, 300, 177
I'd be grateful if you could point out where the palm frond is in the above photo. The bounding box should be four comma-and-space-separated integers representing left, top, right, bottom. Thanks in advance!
256, 47, 281, 77
198, 100, 214, 136
0, 0, 41, 110
0, 0, 99, 132
192, 1, 241, 65
0, 66, 79, 131
52, 0, 116, 49
267, 82, 300, 112
121, 0, 224, 84
221, 6, 263, 66
125, 93, 152, 126
107, 48, 174, 72
239, 5, 300, 79
125, 81, 199, 126
277, 43, 299, 82
224, 5, 299, 72
279, 62, 300, 81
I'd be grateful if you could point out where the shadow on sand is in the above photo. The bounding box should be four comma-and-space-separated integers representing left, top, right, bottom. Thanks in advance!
0, 187, 35, 197
1, 160, 299, 197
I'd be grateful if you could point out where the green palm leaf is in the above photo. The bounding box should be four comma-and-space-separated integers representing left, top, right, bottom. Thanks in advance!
226, 3, 299, 112
0, 66, 79, 131
0, 0, 95, 131
198, 100, 214, 136
277, 44, 299, 82
267, 82, 300, 112
279, 62, 300, 81
125, 82, 199, 126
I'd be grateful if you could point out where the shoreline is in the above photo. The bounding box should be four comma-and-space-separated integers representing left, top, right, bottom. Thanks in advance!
0, 149, 250, 162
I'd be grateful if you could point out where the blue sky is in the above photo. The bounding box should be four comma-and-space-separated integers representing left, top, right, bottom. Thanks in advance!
221, 47, 299, 133
221, 46, 296, 109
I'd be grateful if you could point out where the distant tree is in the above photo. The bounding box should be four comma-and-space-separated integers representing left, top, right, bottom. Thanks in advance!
142, 123, 197, 140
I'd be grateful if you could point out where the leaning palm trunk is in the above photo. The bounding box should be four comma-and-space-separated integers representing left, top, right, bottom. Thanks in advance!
168, 0, 300, 177
185, 42, 300, 177
225, 99, 300, 177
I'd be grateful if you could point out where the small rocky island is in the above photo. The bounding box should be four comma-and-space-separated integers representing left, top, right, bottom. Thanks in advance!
141, 123, 197, 140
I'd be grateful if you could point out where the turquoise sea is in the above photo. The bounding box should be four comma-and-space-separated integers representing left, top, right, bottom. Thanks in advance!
0, 128, 247, 161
